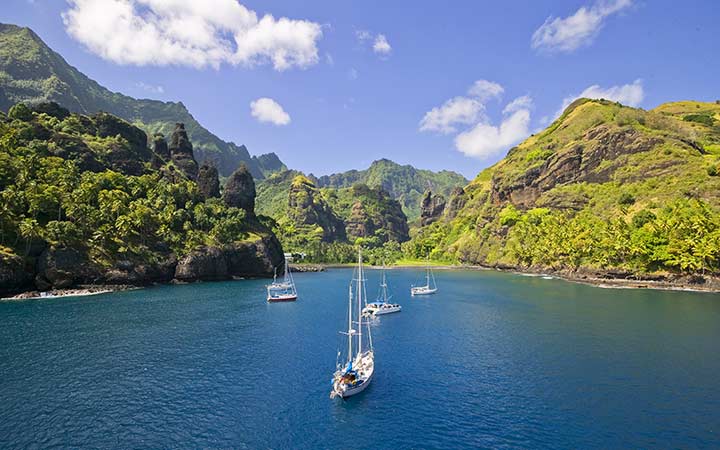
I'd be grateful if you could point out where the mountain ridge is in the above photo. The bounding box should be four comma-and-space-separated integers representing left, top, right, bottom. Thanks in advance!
0, 23, 284, 178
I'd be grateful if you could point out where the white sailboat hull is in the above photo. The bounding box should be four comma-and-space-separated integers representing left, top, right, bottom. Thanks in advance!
411, 286, 437, 296
332, 350, 374, 399
363, 304, 402, 315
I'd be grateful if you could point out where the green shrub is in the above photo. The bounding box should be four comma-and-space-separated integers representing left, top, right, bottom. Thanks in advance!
618, 192, 636, 206
683, 114, 715, 127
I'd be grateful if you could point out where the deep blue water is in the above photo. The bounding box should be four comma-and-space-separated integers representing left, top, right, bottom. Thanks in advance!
1, 268, 719, 449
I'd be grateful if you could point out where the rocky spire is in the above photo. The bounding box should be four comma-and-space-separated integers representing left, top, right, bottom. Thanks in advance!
168, 123, 198, 180
223, 164, 256, 214
197, 162, 220, 199
419, 190, 446, 226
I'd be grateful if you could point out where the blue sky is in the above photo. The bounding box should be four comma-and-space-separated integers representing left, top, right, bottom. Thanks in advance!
4, 0, 719, 178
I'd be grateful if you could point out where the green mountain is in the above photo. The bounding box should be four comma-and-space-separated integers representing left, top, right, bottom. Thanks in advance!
312, 158, 468, 221
0, 102, 283, 296
0, 23, 285, 178
409, 98, 720, 278
256, 171, 409, 261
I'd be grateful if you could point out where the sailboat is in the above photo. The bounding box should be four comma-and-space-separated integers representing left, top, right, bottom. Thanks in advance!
362, 265, 401, 316
410, 257, 437, 296
266, 256, 297, 302
331, 249, 374, 399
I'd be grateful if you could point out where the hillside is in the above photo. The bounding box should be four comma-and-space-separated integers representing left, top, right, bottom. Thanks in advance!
408, 99, 720, 280
0, 101, 283, 296
312, 158, 467, 221
0, 23, 284, 178
256, 171, 409, 261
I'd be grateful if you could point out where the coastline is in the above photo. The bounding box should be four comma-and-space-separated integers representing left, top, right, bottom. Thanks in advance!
3, 264, 718, 299
299, 262, 720, 294
2, 285, 135, 301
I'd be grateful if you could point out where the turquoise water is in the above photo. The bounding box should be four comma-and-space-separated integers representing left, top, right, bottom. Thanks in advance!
1, 268, 719, 448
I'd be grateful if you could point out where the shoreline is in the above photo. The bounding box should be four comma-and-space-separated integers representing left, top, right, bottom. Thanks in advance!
1, 285, 135, 301
304, 263, 720, 294
3, 265, 718, 299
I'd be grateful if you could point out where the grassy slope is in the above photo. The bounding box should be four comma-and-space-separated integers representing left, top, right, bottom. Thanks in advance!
413, 99, 720, 275
0, 23, 283, 178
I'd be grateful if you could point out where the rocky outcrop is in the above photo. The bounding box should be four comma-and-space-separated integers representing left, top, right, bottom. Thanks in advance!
197, 162, 220, 198
223, 164, 256, 214
168, 123, 199, 180
343, 184, 409, 243
444, 187, 466, 220
0, 253, 33, 295
490, 125, 663, 207
420, 191, 446, 226
94, 112, 152, 176
35, 247, 101, 290
174, 235, 283, 282
288, 175, 346, 242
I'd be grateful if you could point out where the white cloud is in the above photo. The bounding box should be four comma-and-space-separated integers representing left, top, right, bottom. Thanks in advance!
62, 0, 322, 71
419, 97, 484, 134
502, 95, 533, 114
468, 80, 504, 101
135, 81, 164, 94
531, 0, 633, 53
348, 68, 358, 80
420, 80, 532, 159
419, 79, 503, 134
250, 97, 290, 125
373, 34, 392, 55
455, 109, 531, 159
557, 79, 644, 116
356, 29, 391, 58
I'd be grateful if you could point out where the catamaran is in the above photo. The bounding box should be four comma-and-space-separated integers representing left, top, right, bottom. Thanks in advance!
411, 258, 437, 296
266, 256, 297, 302
331, 249, 374, 399
362, 265, 401, 316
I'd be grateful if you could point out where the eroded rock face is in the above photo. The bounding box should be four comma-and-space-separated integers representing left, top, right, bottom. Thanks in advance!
420, 191, 446, 226
345, 201, 374, 239
0, 253, 33, 295
151, 134, 170, 169
93, 112, 153, 176
288, 176, 346, 242
169, 123, 199, 180
197, 162, 220, 198
35, 247, 100, 290
223, 164, 256, 214
490, 125, 663, 208
444, 187, 467, 220
174, 235, 283, 281
344, 185, 410, 243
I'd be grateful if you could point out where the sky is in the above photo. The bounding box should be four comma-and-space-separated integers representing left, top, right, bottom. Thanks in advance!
3, 0, 719, 179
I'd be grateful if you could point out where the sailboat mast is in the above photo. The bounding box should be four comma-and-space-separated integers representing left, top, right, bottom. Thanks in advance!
357, 249, 363, 356
347, 283, 352, 363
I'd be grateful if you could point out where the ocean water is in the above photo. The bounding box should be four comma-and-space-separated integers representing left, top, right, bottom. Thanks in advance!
1, 268, 719, 449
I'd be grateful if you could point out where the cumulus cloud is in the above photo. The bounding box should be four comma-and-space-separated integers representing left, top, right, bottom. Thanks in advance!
557, 79, 644, 116
356, 29, 391, 57
419, 97, 484, 134
503, 95, 533, 114
250, 97, 290, 125
373, 34, 392, 55
455, 109, 531, 159
531, 0, 633, 53
419, 79, 503, 134
420, 80, 532, 159
62, 0, 323, 70
468, 80, 504, 101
